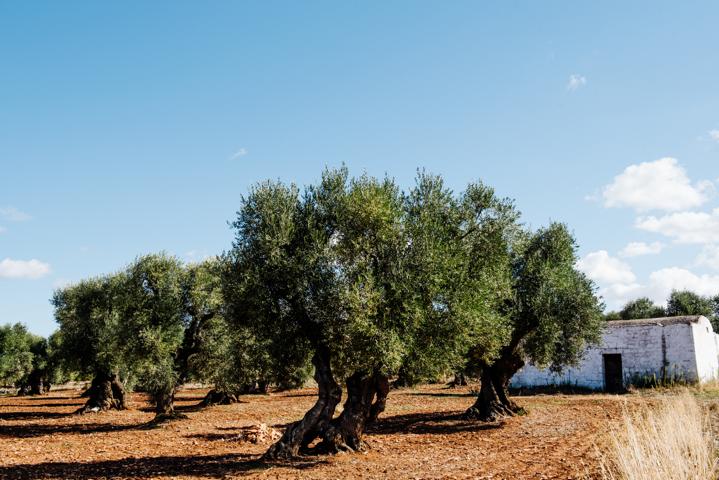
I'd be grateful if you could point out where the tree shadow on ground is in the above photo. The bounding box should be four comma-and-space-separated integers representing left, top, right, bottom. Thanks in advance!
368, 411, 503, 435
0, 453, 326, 479
402, 391, 475, 398
0, 411, 71, 421
1, 402, 84, 408
0, 421, 147, 438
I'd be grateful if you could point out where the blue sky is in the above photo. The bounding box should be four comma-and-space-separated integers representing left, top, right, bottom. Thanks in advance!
2, 1, 719, 335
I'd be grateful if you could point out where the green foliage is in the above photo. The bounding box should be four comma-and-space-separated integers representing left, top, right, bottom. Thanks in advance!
618, 297, 666, 320
398, 174, 517, 384
118, 253, 185, 396
0, 323, 35, 386
52, 274, 125, 378
512, 223, 604, 372
666, 290, 716, 320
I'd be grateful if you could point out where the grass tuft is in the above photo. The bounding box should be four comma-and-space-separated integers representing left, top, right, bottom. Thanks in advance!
599, 391, 717, 480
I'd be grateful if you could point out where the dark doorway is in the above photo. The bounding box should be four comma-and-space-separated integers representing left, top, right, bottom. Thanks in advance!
603, 354, 623, 393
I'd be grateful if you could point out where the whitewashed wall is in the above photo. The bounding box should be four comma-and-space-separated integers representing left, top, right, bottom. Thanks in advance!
692, 316, 719, 382
510, 316, 716, 390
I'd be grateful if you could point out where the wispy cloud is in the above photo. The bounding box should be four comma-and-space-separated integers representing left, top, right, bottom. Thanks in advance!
0, 226, 6, 234
0, 206, 32, 222
0, 258, 51, 279
567, 74, 587, 91
230, 148, 248, 160
619, 241, 664, 258
710, 130, 719, 142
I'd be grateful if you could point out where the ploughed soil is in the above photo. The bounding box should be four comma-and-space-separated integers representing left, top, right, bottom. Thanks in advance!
0, 384, 633, 479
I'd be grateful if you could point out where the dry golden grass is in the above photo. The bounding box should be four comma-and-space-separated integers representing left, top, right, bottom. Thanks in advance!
600, 391, 717, 480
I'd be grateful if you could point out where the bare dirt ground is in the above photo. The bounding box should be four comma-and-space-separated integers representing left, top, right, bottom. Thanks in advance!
0, 384, 635, 480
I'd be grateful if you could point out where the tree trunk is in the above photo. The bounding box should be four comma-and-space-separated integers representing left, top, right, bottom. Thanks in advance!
197, 389, 239, 407
321, 371, 388, 453
264, 347, 341, 459
152, 387, 188, 422
464, 367, 513, 421
447, 372, 467, 388
368, 373, 389, 424
76, 372, 126, 414
465, 353, 525, 421
17, 369, 47, 396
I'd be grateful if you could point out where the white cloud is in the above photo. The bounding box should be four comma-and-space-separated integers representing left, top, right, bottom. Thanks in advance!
0, 206, 32, 222
643, 268, 719, 303
567, 74, 586, 91
577, 250, 636, 284
602, 158, 712, 212
709, 130, 719, 142
0, 258, 51, 279
619, 241, 664, 258
230, 148, 248, 160
635, 208, 719, 244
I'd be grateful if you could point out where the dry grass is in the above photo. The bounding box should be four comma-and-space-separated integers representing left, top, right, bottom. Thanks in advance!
600, 391, 717, 480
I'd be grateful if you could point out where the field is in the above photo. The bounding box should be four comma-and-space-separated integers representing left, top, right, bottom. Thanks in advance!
0, 384, 642, 480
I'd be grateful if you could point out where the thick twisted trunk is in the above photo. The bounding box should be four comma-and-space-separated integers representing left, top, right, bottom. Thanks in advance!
321, 371, 389, 453
198, 389, 239, 407
76, 372, 126, 414
264, 347, 341, 459
152, 387, 188, 422
465, 353, 524, 421
17, 369, 48, 396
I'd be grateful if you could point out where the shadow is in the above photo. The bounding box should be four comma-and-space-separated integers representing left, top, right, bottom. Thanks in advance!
508, 385, 598, 396
368, 411, 503, 435
280, 392, 317, 398
0, 453, 326, 479
0, 421, 145, 438
19, 395, 80, 401
173, 396, 209, 402
1, 402, 83, 408
0, 411, 70, 421
404, 391, 475, 398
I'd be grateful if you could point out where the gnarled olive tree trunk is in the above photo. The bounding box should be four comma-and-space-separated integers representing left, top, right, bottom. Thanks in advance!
320, 371, 388, 453
198, 389, 240, 407
17, 369, 49, 396
465, 351, 524, 421
76, 371, 126, 414
264, 347, 342, 459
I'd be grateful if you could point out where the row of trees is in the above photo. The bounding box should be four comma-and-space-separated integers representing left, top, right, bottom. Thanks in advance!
1, 168, 605, 458
607, 291, 719, 329
0, 323, 59, 394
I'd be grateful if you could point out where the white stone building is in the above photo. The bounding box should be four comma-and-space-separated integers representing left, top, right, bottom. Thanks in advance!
510, 316, 719, 392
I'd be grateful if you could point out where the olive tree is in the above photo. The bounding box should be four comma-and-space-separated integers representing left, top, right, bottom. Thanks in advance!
225, 169, 423, 457
53, 275, 128, 412
0, 323, 35, 388
117, 253, 187, 419
464, 223, 604, 420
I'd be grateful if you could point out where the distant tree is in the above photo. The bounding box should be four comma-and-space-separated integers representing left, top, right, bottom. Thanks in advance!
53, 275, 128, 412
0, 323, 35, 388
16, 334, 54, 395
666, 290, 718, 329
465, 223, 604, 421
604, 311, 622, 321
618, 297, 666, 320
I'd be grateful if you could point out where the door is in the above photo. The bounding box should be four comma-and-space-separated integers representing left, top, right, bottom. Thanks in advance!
603, 354, 623, 393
